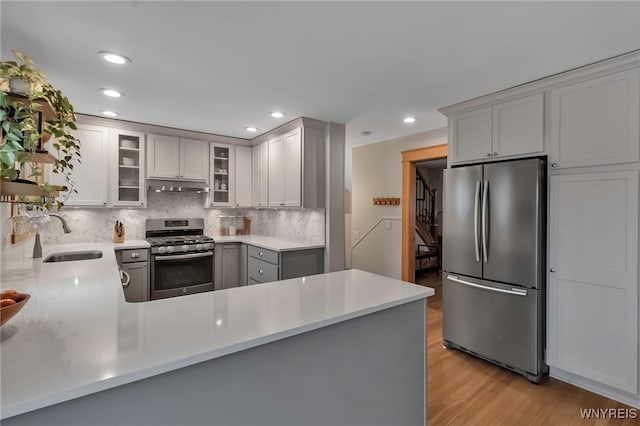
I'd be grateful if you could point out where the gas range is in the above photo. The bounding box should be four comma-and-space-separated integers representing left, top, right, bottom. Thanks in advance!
145, 218, 214, 255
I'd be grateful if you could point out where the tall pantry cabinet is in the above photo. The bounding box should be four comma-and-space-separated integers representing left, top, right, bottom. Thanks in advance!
546, 65, 640, 396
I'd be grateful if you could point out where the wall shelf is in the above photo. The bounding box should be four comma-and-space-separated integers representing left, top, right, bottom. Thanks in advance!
7, 93, 56, 123
16, 150, 57, 165
0, 180, 66, 203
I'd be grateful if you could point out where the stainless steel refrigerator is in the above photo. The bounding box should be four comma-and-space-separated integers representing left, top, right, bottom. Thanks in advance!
442, 157, 547, 383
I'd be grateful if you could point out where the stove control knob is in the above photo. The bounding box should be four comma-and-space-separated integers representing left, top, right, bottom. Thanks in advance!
181, 245, 189, 252
158, 246, 167, 254
196, 244, 203, 251
166, 246, 175, 254
203, 243, 212, 250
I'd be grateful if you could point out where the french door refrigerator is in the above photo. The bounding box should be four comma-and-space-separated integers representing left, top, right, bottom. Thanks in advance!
442, 157, 547, 383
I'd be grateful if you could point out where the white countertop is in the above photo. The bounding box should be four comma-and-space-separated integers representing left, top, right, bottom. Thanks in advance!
0, 242, 432, 419
111, 239, 151, 250
213, 235, 324, 251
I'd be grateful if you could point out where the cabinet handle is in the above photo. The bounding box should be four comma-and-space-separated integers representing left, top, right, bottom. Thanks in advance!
258, 251, 263, 257
280, 203, 285, 206
551, 163, 558, 168
103, 202, 107, 205
492, 152, 498, 157
550, 268, 556, 273
486, 153, 492, 157
258, 269, 263, 275
131, 252, 139, 258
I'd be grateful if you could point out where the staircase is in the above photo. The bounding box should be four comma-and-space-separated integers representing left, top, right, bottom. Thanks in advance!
415, 170, 440, 274
415, 169, 437, 245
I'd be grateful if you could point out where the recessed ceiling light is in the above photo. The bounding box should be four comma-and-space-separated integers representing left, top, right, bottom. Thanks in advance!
270, 112, 285, 118
98, 51, 131, 65
403, 116, 416, 124
245, 126, 258, 132
101, 110, 120, 117
100, 88, 122, 98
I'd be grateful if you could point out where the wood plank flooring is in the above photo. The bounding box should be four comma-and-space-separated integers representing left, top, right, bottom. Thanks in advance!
416, 271, 637, 425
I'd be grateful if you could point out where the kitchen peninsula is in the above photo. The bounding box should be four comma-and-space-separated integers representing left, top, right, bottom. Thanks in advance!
0, 242, 433, 426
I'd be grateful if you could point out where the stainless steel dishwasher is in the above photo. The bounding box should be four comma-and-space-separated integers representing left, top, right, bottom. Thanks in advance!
116, 249, 150, 302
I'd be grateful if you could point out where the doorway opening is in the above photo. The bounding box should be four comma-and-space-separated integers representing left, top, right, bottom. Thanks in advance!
400, 144, 447, 283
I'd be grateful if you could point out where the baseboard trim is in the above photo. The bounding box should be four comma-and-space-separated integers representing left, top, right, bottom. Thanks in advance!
550, 367, 640, 409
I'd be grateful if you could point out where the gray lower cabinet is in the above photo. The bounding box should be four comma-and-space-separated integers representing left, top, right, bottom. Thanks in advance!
246, 244, 324, 284
115, 249, 149, 303
280, 248, 324, 280
248, 256, 279, 283
215, 243, 243, 290
121, 262, 149, 302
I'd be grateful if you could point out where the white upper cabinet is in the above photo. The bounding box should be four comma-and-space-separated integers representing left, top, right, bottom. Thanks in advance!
450, 94, 544, 164
111, 128, 146, 207
268, 129, 302, 207
210, 143, 235, 207
254, 120, 324, 208
235, 145, 252, 207
282, 128, 302, 206
268, 135, 285, 206
492, 93, 544, 158
547, 171, 638, 394
549, 68, 640, 169
50, 124, 109, 207
451, 107, 492, 163
180, 139, 210, 181
147, 134, 180, 179
252, 141, 269, 207
147, 134, 209, 181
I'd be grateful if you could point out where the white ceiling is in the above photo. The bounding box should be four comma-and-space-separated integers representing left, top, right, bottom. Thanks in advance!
2, 1, 639, 150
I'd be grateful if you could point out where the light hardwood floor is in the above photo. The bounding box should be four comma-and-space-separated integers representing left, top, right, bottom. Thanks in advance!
416, 271, 637, 425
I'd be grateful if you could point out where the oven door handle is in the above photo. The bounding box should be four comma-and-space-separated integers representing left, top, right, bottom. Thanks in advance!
155, 252, 213, 261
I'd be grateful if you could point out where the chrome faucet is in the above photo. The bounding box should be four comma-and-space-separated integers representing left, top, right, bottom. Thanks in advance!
49, 214, 72, 234
33, 214, 72, 258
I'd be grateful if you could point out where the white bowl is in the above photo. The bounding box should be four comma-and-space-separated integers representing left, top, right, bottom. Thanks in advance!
120, 139, 137, 148
121, 157, 135, 166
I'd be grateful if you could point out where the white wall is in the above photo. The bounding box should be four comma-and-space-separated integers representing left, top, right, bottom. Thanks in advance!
351, 127, 447, 279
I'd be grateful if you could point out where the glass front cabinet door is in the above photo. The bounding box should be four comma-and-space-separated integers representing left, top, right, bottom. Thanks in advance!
111, 128, 146, 207
210, 143, 235, 207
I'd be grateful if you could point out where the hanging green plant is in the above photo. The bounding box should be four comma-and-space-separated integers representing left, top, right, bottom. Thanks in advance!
0, 49, 81, 209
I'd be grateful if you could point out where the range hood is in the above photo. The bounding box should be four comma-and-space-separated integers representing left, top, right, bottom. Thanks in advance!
147, 179, 210, 193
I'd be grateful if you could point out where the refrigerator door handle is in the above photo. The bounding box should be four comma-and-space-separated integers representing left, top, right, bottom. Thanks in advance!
482, 179, 489, 263
447, 275, 528, 296
474, 180, 481, 262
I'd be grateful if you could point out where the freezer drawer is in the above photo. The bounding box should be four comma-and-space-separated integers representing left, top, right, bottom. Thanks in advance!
443, 274, 542, 376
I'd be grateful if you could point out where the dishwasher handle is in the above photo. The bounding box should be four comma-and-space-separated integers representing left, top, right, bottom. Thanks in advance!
120, 269, 131, 288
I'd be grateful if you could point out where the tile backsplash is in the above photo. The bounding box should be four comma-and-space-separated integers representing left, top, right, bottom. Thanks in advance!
34, 192, 325, 245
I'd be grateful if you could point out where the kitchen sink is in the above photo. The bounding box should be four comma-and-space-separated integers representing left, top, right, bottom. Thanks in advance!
43, 250, 103, 263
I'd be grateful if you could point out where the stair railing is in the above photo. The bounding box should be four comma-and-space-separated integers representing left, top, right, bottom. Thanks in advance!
415, 169, 436, 237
